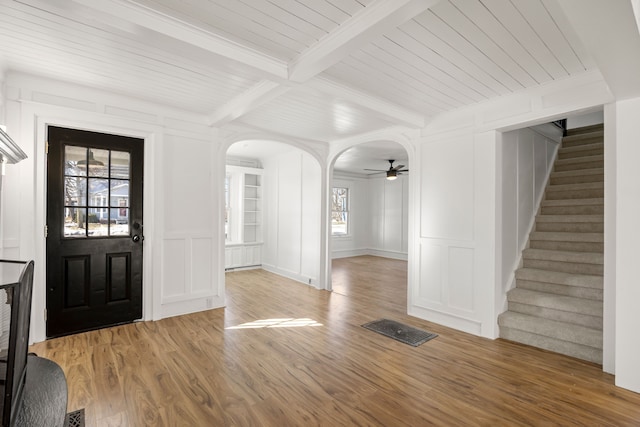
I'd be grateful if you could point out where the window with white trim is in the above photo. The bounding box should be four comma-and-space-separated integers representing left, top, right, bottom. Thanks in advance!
331, 187, 349, 235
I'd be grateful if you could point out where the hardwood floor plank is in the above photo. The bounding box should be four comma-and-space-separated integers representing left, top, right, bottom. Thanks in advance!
30, 256, 640, 426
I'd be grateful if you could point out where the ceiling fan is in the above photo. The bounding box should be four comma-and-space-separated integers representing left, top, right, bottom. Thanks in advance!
365, 160, 409, 181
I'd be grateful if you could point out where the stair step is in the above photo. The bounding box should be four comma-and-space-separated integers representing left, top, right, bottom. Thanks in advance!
522, 249, 603, 275
545, 182, 603, 200
529, 240, 603, 253
535, 214, 603, 233
529, 232, 603, 243
540, 204, 603, 215
529, 232, 603, 252
554, 154, 603, 172
565, 125, 603, 137
498, 312, 602, 349
535, 222, 603, 233
507, 288, 602, 318
536, 214, 603, 223
562, 130, 603, 148
550, 168, 603, 185
541, 197, 603, 207
558, 142, 603, 159
515, 268, 602, 289
516, 278, 603, 300
500, 326, 602, 364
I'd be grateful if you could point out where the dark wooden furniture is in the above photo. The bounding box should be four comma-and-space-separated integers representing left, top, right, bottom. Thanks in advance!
0, 260, 67, 426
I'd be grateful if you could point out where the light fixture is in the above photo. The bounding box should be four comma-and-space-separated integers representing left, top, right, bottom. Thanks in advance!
78, 150, 104, 168
386, 170, 398, 181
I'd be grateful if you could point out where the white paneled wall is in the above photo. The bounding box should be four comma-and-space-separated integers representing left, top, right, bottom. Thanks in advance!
499, 126, 560, 298
410, 128, 498, 338
262, 150, 321, 286
331, 174, 409, 260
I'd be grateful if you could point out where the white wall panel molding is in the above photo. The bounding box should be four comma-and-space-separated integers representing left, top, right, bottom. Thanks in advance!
6, 73, 212, 125
413, 128, 498, 339
160, 234, 219, 309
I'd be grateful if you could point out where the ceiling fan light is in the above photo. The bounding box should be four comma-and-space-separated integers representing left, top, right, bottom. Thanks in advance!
386, 170, 398, 180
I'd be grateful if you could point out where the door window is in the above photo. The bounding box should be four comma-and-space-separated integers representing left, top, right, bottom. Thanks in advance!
63, 146, 131, 238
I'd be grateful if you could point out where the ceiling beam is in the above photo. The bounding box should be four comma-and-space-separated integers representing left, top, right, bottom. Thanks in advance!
208, 80, 292, 127
556, 0, 640, 100
307, 77, 425, 128
288, 0, 441, 83
71, 0, 288, 79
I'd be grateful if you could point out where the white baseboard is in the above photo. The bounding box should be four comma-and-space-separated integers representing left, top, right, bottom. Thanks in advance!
332, 248, 407, 261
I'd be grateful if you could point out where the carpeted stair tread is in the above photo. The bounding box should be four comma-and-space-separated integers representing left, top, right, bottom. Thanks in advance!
499, 327, 602, 364
546, 182, 603, 192
529, 231, 603, 243
498, 312, 602, 349
507, 288, 602, 316
516, 279, 603, 300
564, 127, 603, 138
515, 268, 602, 289
522, 248, 603, 264
536, 214, 603, 223
541, 197, 603, 207
550, 167, 603, 177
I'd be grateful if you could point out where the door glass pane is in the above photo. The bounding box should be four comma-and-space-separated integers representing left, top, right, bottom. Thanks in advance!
88, 211, 109, 237
88, 178, 109, 208
62, 145, 133, 239
86, 149, 109, 178
110, 208, 129, 236
65, 176, 86, 206
110, 180, 129, 207
65, 146, 87, 176
111, 151, 130, 179
64, 207, 86, 238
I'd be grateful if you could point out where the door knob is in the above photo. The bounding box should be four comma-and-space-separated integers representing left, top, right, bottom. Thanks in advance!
132, 234, 140, 243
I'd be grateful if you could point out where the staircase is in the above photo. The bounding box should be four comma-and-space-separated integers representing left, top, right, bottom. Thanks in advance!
498, 124, 604, 364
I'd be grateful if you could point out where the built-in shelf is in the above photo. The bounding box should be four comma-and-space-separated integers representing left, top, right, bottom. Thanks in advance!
225, 166, 263, 269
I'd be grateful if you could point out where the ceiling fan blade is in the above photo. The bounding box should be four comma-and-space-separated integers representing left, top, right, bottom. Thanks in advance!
398, 168, 409, 172
366, 171, 385, 175
391, 164, 405, 171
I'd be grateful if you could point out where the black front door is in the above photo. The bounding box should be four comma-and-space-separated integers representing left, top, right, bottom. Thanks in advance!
46, 126, 144, 337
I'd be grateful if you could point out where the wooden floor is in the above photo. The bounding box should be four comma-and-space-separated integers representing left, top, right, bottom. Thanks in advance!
31, 256, 640, 426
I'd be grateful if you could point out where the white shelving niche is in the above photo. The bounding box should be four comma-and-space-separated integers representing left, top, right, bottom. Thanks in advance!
225, 166, 263, 270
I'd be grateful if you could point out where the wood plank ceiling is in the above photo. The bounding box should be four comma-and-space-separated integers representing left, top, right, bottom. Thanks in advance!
0, 0, 595, 172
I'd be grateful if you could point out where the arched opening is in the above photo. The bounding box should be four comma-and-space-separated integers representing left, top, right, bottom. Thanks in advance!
328, 140, 412, 314
223, 138, 324, 289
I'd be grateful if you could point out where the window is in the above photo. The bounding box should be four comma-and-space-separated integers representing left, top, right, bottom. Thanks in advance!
331, 187, 349, 235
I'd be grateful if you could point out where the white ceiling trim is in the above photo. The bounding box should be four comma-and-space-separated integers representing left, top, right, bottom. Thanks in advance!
288, 0, 442, 83
70, 0, 288, 79
307, 77, 425, 128
208, 80, 293, 127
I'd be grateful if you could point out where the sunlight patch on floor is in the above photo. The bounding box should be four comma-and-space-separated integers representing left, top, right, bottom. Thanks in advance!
226, 318, 323, 329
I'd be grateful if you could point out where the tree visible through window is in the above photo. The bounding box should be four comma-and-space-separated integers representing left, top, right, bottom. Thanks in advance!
332, 187, 349, 235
